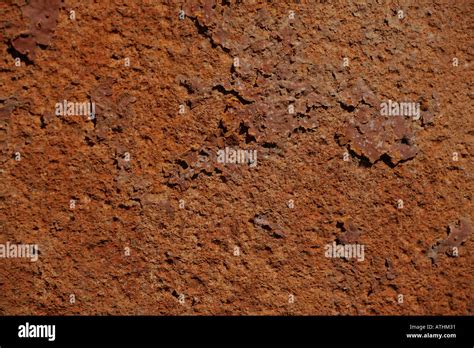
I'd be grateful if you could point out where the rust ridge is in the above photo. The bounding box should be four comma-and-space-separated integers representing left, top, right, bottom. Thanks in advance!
0, 1, 472, 315
10, 0, 61, 62
337, 79, 419, 166
428, 218, 472, 262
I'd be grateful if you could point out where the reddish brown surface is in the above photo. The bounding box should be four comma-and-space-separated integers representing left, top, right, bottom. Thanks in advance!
0, 0, 472, 315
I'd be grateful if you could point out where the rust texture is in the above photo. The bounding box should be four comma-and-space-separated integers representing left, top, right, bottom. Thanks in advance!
0, 0, 472, 315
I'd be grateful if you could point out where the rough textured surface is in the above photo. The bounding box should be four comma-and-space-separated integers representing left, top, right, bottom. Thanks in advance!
0, 0, 473, 315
